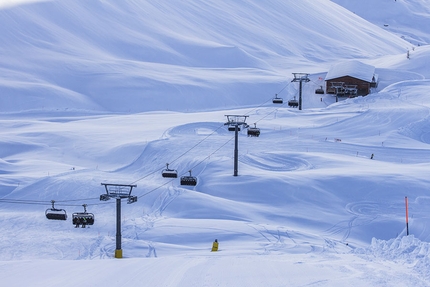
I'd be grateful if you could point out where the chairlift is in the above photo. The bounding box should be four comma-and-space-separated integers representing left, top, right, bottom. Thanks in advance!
272, 94, 283, 104
180, 170, 197, 186
45, 200, 67, 221
162, 163, 178, 178
247, 123, 260, 137
315, 86, 324, 94
288, 97, 299, 108
228, 125, 240, 132
72, 204, 94, 228
344, 85, 357, 97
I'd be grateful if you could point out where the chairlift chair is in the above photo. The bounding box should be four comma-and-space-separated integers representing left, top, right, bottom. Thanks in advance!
72, 204, 94, 228
45, 200, 67, 220
272, 94, 283, 104
344, 85, 357, 97
228, 126, 240, 132
180, 170, 197, 186
162, 163, 178, 178
315, 86, 324, 94
288, 97, 299, 108
247, 123, 260, 137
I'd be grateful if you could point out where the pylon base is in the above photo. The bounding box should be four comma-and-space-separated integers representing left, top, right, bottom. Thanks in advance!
115, 249, 123, 258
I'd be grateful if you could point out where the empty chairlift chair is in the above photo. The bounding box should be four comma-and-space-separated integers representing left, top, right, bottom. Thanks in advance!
162, 163, 178, 178
247, 123, 260, 137
72, 204, 94, 228
272, 94, 283, 104
344, 85, 357, 97
180, 170, 197, 186
315, 86, 324, 94
228, 126, 240, 132
45, 200, 67, 220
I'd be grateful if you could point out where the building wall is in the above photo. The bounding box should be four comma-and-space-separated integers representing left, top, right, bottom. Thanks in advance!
326, 76, 370, 96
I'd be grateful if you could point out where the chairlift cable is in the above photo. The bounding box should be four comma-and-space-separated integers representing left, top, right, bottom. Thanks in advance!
0, 79, 301, 207
0, 199, 49, 206
132, 81, 293, 187
43, 197, 100, 205
276, 81, 291, 95
129, 122, 226, 185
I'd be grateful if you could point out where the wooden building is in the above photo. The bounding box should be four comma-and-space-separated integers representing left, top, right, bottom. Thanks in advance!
325, 60, 378, 96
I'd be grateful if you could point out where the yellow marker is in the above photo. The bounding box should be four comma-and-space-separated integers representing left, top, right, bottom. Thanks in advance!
211, 239, 219, 252
115, 249, 123, 258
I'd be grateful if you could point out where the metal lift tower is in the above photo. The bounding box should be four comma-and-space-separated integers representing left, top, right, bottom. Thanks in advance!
291, 73, 310, 110
100, 183, 137, 258
224, 115, 249, 176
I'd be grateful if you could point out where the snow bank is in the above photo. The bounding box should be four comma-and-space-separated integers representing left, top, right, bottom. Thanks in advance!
355, 235, 430, 280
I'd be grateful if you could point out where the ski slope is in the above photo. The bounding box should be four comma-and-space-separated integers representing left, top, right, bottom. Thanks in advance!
1, 0, 430, 286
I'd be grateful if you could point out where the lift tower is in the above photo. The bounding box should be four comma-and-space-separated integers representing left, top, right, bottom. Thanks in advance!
224, 115, 249, 176
100, 183, 137, 258
291, 73, 310, 110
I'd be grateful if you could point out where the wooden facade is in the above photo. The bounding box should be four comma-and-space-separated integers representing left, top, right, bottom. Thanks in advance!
325, 60, 377, 97
326, 76, 371, 96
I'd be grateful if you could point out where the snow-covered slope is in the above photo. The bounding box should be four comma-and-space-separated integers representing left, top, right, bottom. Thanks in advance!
332, 0, 430, 46
1, 0, 430, 286
0, 0, 411, 113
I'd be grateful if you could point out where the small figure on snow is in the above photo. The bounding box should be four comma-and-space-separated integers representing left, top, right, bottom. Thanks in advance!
211, 239, 219, 252
370, 153, 374, 159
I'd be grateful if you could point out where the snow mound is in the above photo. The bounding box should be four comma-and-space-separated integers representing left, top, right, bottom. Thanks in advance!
355, 235, 430, 280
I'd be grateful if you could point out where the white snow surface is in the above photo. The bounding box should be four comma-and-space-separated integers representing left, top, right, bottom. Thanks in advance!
1, 0, 430, 286
324, 60, 376, 82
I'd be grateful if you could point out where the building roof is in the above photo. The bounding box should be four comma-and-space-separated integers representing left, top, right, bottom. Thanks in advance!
325, 60, 376, 83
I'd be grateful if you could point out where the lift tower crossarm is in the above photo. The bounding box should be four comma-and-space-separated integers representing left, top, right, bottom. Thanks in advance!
224, 115, 249, 126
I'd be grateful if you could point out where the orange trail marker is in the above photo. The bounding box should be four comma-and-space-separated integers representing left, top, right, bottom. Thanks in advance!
405, 196, 409, 236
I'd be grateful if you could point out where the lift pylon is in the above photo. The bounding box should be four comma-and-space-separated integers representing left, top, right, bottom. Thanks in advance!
291, 73, 310, 110
224, 115, 249, 176
100, 183, 137, 258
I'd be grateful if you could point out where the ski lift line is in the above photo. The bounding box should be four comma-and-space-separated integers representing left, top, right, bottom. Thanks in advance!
130, 82, 293, 187
185, 134, 235, 173
0, 198, 49, 204
133, 84, 293, 188
129, 122, 226, 185
168, 123, 226, 165
245, 94, 287, 125
255, 100, 287, 124
0, 198, 94, 207
1, 81, 299, 206
0, 199, 50, 206
55, 197, 100, 203
136, 135, 234, 199
242, 81, 292, 117
0, 195, 106, 208
276, 81, 292, 96
311, 79, 322, 86
49, 202, 95, 208
130, 82, 290, 187
243, 96, 276, 117
2, 129, 233, 206
137, 177, 176, 199
0, 198, 79, 206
